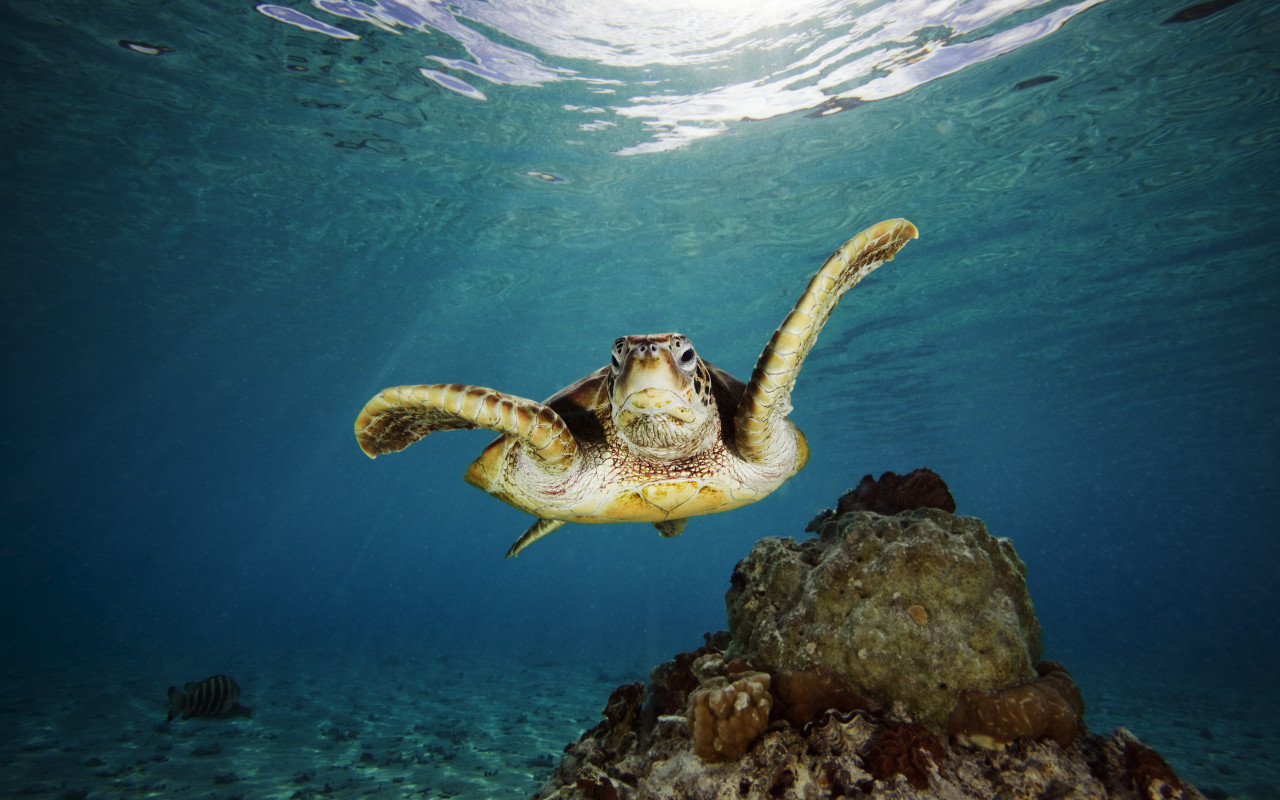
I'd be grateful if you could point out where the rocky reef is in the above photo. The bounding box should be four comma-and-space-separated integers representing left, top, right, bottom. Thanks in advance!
728, 506, 1040, 730
533, 472, 1207, 799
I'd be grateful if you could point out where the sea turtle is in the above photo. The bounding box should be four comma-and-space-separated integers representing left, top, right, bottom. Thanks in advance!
355, 218, 918, 558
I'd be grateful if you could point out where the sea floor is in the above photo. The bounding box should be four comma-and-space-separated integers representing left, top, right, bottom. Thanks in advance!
1081, 666, 1279, 800
1, 651, 1275, 800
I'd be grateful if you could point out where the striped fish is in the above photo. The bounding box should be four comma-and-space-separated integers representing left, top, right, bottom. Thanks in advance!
166, 675, 249, 722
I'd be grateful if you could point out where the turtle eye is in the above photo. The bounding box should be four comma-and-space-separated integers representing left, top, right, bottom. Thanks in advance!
610, 339, 625, 372
679, 346, 696, 368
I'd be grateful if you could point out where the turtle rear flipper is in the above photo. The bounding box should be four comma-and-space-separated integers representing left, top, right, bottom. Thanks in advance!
654, 519, 687, 538
355, 384, 578, 470
735, 219, 918, 465
506, 518, 567, 559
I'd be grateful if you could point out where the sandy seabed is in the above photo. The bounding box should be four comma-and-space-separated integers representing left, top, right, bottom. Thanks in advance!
1, 652, 1275, 799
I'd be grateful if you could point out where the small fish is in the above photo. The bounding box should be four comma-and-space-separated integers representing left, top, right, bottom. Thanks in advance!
1163, 0, 1245, 23
524, 171, 565, 184
806, 96, 862, 119
166, 675, 251, 722
1012, 75, 1059, 92
117, 40, 174, 56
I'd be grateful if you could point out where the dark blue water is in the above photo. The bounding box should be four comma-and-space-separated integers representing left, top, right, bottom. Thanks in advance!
2, 0, 1278, 794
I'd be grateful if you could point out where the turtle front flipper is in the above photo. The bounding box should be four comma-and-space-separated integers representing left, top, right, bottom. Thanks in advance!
355, 384, 577, 470
735, 219, 918, 465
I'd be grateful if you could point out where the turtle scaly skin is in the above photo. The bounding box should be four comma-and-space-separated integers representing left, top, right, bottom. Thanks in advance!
356, 383, 577, 469
355, 218, 918, 557
736, 219, 918, 464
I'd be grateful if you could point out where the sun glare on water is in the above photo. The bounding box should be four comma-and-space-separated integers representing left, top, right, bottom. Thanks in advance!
256, 0, 1108, 153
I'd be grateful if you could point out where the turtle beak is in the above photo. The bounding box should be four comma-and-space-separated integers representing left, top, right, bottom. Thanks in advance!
612, 337, 697, 427
617, 388, 698, 426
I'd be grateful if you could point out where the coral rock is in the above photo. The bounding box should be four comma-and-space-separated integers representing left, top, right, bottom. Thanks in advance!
686, 671, 772, 762
947, 660, 1085, 749
771, 665, 877, 727
837, 468, 957, 515
647, 647, 713, 717
1124, 735, 1186, 799
534, 658, 1213, 800
865, 720, 946, 790
532, 500, 1213, 800
727, 507, 1042, 729
574, 768, 620, 800
603, 682, 644, 729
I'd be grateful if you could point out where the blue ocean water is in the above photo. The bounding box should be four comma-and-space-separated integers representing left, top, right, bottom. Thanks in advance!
2, 0, 1277, 796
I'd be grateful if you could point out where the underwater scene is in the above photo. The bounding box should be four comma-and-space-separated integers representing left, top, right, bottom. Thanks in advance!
2, 0, 1277, 797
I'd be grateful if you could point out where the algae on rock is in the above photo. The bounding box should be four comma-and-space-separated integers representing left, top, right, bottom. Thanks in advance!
725, 507, 1042, 730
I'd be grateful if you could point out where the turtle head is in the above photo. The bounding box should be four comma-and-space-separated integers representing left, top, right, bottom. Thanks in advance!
608, 333, 720, 459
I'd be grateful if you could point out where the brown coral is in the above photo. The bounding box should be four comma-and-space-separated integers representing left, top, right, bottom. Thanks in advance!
771, 665, 875, 727
835, 468, 957, 515
1125, 738, 1186, 799
906, 604, 929, 626
574, 768, 620, 800
602, 682, 644, 728
947, 660, 1085, 749
865, 720, 946, 790
648, 647, 713, 716
687, 671, 772, 762
535, 647, 1214, 800
578, 681, 645, 757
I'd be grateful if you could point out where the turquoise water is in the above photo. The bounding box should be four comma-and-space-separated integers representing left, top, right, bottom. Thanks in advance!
2, 0, 1277, 795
